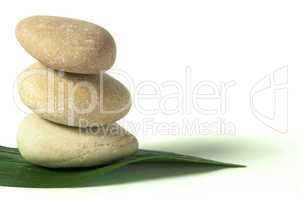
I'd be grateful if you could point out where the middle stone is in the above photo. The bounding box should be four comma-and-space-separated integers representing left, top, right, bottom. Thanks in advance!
17, 62, 131, 127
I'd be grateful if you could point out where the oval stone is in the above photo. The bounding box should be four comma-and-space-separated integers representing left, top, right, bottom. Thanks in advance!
18, 62, 131, 127
17, 114, 138, 168
16, 16, 116, 74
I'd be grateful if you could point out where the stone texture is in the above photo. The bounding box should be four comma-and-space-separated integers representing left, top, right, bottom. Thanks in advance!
18, 62, 131, 127
16, 16, 116, 74
17, 114, 138, 168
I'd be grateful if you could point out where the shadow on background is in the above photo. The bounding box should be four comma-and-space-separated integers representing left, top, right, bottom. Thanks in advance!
142, 135, 284, 163
85, 135, 283, 187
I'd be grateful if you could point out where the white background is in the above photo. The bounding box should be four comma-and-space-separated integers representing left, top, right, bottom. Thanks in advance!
0, 0, 300, 199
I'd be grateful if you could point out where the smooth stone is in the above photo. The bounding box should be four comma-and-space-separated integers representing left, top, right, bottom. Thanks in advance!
17, 114, 138, 168
16, 16, 116, 74
18, 62, 131, 127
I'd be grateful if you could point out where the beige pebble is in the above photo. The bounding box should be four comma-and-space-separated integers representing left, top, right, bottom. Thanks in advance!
17, 114, 138, 168
16, 16, 116, 74
18, 62, 131, 127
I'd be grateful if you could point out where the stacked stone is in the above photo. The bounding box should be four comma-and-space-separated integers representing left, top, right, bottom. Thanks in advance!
15, 16, 138, 168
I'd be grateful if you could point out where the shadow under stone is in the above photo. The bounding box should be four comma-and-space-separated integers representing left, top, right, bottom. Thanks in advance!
84, 162, 225, 187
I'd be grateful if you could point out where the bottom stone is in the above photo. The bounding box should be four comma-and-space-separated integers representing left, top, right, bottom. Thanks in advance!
17, 114, 138, 168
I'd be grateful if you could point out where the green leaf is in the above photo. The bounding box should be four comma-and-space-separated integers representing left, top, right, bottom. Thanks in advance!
0, 145, 245, 188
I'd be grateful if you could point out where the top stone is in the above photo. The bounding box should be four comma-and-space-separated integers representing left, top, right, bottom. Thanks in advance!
16, 16, 116, 74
